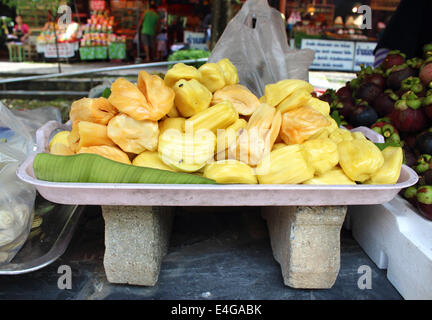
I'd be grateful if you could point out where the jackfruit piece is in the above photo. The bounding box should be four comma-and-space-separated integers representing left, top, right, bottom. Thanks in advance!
256, 144, 314, 184
68, 121, 115, 153
184, 101, 238, 134
366, 146, 403, 184
212, 84, 260, 116
216, 118, 248, 154
108, 74, 174, 122
338, 139, 384, 182
264, 79, 314, 107
164, 63, 201, 87
69, 97, 118, 125
107, 113, 159, 154
217, 58, 239, 85
276, 89, 311, 114
307, 97, 331, 116
280, 106, 330, 145
302, 138, 339, 175
158, 128, 216, 172
304, 167, 356, 185
229, 104, 280, 165
198, 63, 226, 93
159, 117, 185, 135
173, 79, 212, 117
352, 131, 366, 140
329, 128, 354, 144
78, 145, 131, 164
203, 160, 257, 184
132, 151, 176, 171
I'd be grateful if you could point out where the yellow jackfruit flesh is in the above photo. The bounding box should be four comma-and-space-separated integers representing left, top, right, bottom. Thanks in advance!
198, 63, 226, 93
108, 75, 174, 122
338, 139, 384, 182
307, 97, 330, 116
276, 89, 311, 114
132, 151, 176, 171
256, 144, 314, 184
164, 63, 201, 87
203, 160, 257, 184
329, 128, 353, 144
68, 121, 115, 153
366, 146, 403, 184
280, 106, 330, 145
49, 131, 74, 155
159, 117, 185, 135
302, 138, 339, 175
78, 145, 131, 164
212, 84, 260, 116
107, 113, 159, 154
69, 97, 118, 125
304, 167, 356, 185
158, 129, 216, 172
173, 79, 212, 117
217, 58, 239, 85
184, 101, 238, 134
264, 79, 314, 107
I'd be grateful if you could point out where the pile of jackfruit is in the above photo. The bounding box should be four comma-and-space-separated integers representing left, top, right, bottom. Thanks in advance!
48, 58, 403, 185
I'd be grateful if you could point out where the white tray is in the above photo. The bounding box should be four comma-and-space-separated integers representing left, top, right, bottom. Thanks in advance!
16, 121, 418, 207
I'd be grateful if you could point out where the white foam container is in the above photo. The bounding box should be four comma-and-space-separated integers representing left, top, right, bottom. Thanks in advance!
16, 121, 418, 206
346, 197, 432, 300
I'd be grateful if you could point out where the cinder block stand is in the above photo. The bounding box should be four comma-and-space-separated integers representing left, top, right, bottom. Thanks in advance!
101, 205, 347, 288
101, 206, 174, 286
262, 206, 347, 289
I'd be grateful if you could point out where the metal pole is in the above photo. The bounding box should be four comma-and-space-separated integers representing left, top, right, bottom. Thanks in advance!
135, 0, 141, 63
0, 58, 209, 84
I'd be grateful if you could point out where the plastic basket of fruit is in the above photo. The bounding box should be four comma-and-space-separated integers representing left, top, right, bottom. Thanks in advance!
17, 59, 418, 206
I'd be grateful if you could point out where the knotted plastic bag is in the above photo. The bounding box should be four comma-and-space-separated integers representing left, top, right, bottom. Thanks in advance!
209, 0, 315, 97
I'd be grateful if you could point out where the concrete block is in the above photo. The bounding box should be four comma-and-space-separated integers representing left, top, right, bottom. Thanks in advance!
262, 206, 347, 289
101, 206, 174, 286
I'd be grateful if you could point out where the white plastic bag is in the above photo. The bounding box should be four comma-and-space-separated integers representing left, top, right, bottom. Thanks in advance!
209, 0, 315, 97
0, 103, 60, 265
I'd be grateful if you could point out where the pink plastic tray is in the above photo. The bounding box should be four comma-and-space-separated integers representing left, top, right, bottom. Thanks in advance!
16, 121, 418, 207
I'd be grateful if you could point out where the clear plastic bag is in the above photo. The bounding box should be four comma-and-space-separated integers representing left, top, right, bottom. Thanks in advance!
208, 0, 315, 97
0, 103, 60, 265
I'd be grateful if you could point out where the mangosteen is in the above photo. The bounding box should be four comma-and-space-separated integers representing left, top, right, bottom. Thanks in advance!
386, 64, 417, 91
373, 90, 398, 117
336, 85, 353, 102
349, 101, 378, 127
399, 77, 424, 96
382, 50, 406, 70
406, 57, 424, 74
319, 89, 336, 104
403, 145, 417, 167
419, 57, 432, 86
364, 73, 386, 90
416, 185, 432, 221
403, 186, 418, 207
415, 131, 432, 155
391, 92, 428, 133
422, 92, 432, 121
356, 82, 382, 104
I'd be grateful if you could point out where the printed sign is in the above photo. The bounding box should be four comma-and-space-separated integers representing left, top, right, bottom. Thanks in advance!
301, 39, 355, 71
184, 31, 207, 50
44, 42, 77, 58
353, 42, 377, 71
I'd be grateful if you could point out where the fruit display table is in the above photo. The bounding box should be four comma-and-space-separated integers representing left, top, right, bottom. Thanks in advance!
16, 121, 417, 288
